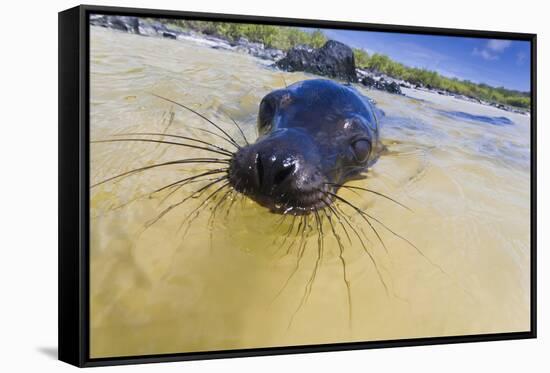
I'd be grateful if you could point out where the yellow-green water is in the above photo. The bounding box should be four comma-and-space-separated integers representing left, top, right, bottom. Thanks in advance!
89, 27, 531, 358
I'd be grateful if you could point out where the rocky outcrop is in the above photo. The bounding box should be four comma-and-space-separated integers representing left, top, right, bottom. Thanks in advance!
356, 68, 404, 95
231, 37, 285, 61
275, 40, 357, 82
90, 15, 141, 34
359, 75, 402, 95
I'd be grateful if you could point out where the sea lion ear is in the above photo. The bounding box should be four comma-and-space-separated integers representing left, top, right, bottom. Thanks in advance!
257, 89, 292, 135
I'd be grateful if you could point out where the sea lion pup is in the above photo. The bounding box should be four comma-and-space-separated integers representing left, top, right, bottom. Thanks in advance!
229, 78, 382, 215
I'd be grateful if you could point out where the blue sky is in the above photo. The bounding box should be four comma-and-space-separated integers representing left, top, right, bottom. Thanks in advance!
317, 29, 531, 92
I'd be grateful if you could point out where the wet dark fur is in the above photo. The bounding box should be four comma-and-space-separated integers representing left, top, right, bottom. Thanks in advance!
228, 79, 384, 214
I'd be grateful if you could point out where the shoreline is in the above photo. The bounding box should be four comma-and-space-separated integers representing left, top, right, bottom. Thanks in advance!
89, 15, 530, 116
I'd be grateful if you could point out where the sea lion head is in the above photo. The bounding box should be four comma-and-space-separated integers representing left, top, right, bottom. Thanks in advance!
229, 79, 380, 214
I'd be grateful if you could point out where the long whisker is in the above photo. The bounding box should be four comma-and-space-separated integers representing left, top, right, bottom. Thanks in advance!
155, 169, 229, 205
112, 132, 234, 156
268, 214, 289, 251
151, 93, 242, 149
363, 214, 388, 253
159, 182, 231, 281
179, 182, 231, 237
340, 207, 388, 295
307, 210, 324, 298
363, 212, 445, 274
208, 188, 233, 229
107, 175, 226, 212
326, 183, 412, 211
281, 215, 304, 257
274, 215, 308, 303
327, 190, 443, 274
326, 191, 389, 253
91, 158, 229, 188
274, 215, 297, 255
273, 214, 288, 235
320, 193, 389, 295
289, 212, 323, 328
333, 202, 374, 250
329, 191, 402, 249
187, 126, 241, 150
145, 175, 228, 228
161, 110, 175, 134
92, 138, 232, 157
221, 189, 237, 218
153, 168, 228, 195
323, 202, 352, 245
223, 112, 249, 146
323, 208, 352, 326
224, 189, 240, 221
207, 187, 234, 251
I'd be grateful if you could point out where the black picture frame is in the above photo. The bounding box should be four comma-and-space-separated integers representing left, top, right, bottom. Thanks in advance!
58, 4, 537, 367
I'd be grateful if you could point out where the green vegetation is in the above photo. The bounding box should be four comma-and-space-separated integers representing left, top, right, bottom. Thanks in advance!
169, 20, 328, 50
162, 19, 530, 109
353, 48, 530, 109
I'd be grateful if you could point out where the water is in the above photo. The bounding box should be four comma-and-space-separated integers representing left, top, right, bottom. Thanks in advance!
89, 27, 531, 358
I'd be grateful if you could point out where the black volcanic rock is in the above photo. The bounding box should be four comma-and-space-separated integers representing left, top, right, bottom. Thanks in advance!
385, 81, 402, 94
276, 40, 357, 82
360, 75, 403, 95
162, 32, 177, 39
90, 15, 141, 34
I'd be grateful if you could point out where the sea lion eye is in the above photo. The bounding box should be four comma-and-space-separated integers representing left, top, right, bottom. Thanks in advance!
351, 139, 371, 163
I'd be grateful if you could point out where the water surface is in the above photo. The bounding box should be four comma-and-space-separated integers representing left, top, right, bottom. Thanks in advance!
90, 27, 531, 358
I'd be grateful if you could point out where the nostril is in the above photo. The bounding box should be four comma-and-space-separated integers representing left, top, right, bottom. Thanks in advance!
255, 153, 264, 188
273, 162, 296, 186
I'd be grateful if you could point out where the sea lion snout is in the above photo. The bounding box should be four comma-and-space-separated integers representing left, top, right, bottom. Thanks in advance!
229, 129, 328, 214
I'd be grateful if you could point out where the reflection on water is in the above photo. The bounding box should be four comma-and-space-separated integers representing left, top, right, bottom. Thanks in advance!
436, 110, 514, 126
89, 27, 531, 358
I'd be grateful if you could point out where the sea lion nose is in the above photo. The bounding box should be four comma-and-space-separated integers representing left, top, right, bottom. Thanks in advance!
256, 152, 299, 192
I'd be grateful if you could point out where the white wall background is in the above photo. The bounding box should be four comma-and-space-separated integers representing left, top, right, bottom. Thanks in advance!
0, 0, 546, 371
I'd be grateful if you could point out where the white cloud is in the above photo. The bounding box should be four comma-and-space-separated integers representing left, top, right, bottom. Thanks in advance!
472, 39, 512, 61
473, 47, 499, 61
487, 39, 512, 52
